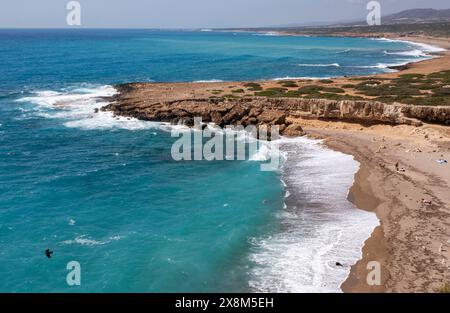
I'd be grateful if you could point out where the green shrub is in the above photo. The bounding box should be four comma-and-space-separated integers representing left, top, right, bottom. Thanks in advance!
298, 85, 324, 94
266, 87, 288, 93
357, 80, 382, 86
375, 95, 450, 106
276, 80, 295, 85
428, 70, 450, 82
322, 87, 345, 93
284, 90, 304, 97
416, 83, 441, 90
432, 86, 450, 96
254, 90, 284, 97
281, 82, 299, 88
319, 79, 334, 84
355, 81, 422, 97
231, 89, 245, 93
243, 82, 261, 88
396, 73, 426, 82
304, 93, 363, 100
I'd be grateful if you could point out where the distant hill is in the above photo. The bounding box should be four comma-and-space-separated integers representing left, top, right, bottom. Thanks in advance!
338, 8, 450, 26
221, 8, 450, 38
266, 8, 450, 28
380, 8, 450, 25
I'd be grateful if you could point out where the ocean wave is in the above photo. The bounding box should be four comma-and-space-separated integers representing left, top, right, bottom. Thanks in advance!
253, 32, 281, 37
62, 235, 107, 246
373, 37, 446, 54
62, 234, 123, 246
383, 49, 427, 57
411, 41, 446, 53
202, 124, 286, 165
348, 61, 416, 72
193, 79, 224, 83
248, 136, 379, 293
249, 141, 286, 164
298, 63, 340, 68
336, 49, 352, 54
15, 85, 162, 131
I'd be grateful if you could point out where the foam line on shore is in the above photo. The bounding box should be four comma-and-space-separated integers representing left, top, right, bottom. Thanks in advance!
248, 136, 379, 293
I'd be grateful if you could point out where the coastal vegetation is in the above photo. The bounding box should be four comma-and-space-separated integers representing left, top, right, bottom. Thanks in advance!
206, 70, 450, 106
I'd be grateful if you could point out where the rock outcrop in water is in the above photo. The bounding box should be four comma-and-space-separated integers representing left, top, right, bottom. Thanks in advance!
102, 83, 450, 136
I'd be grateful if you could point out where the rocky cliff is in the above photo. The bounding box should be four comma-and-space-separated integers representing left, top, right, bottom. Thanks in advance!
102, 84, 450, 137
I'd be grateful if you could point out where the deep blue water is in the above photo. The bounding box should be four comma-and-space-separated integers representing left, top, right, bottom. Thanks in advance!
0, 29, 427, 292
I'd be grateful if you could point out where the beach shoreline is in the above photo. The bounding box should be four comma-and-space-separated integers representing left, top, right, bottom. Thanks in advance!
305, 35, 450, 292
300, 118, 450, 292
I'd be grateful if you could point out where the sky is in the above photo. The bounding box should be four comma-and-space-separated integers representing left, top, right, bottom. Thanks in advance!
0, 0, 448, 28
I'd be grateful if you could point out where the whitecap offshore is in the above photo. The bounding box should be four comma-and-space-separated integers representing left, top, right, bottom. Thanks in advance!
62, 235, 107, 246
193, 79, 224, 83
62, 234, 124, 246
253, 32, 282, 37
384, 49, 428, 57
298, 63, 340, 68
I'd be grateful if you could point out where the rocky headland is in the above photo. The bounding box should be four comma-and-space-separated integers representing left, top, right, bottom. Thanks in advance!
102, 83, 450, 137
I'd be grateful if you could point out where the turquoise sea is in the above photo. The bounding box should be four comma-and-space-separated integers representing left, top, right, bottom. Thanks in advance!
0, 29, 437, 292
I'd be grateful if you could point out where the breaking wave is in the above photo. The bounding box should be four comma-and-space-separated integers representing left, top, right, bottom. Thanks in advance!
248, 136, 379, 293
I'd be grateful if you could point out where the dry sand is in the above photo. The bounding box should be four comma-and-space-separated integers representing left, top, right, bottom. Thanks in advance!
298, 119, 450, 292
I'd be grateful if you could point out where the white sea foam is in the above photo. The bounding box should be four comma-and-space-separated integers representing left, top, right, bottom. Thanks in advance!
62, 234, 123, 246
410, 41, 446, 53
248, 136, 379, 293
16, 85, 162, 131
203, 124, 285, 164
298, 63, 340, 67
373, 38, 446, 56
193, 79, 224, 83
349, 61, 415, 72
253, 32, 282, 37
62, 235, 107, 246
384, 49, 428, 57
248, 141, 285, 163
336, 49, 352, 54
374, 38, 446, 53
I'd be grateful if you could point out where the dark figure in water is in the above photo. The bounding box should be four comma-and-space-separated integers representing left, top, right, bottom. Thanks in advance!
45, 249, 53, 259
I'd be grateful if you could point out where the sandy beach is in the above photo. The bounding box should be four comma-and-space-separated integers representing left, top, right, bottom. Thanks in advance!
305, 35, 450, 292
300, 119, 450, 292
